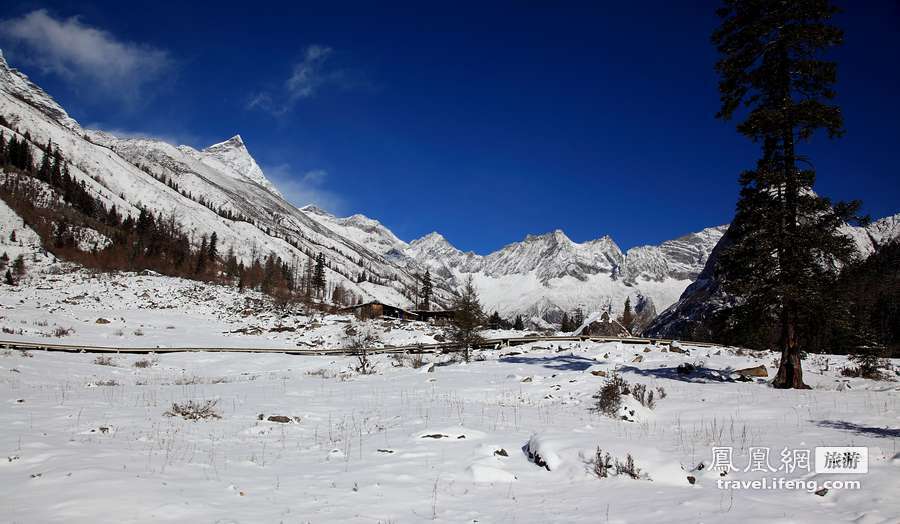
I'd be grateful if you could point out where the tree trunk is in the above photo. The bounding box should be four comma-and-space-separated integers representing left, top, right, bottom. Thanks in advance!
773, 309, 809, 389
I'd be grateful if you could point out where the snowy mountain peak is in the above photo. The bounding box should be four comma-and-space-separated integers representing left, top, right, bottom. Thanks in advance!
411, 231, 453, 249
0, 49, 81, 132
523, 229, 572, 245
200, 135, 282, 197
300, 204, 331, 216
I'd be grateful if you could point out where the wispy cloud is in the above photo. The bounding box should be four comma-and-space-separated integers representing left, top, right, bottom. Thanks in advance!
248, 44, 367, 115
263, 164, 345, 213
0, 9, 171, 104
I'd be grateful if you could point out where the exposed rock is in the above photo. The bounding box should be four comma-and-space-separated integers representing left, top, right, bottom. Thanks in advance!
676, 363, 695, 375
95, 318, 110, 324
632, 355, 643, 363
591, 370, 608, 377
735, 365, 768, 378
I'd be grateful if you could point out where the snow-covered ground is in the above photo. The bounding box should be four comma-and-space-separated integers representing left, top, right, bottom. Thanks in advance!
1, 340, 897, 523
0, 267, 448, 350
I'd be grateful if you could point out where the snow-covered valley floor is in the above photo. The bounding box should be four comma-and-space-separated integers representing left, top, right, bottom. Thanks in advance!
1, 339, 898, 523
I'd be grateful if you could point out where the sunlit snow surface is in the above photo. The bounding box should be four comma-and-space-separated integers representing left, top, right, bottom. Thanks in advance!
1, 337, 898, 522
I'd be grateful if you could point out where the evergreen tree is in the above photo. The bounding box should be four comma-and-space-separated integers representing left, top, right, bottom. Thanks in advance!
37, 142, 52, 181
0, 252, 8, 270
12, 254, 25, 276
560, 312, 571, 332
303, 256, 315, 300
225, 246, 239, 279
3, 269, 13, 286
0, 131, 7, 166
620, 297, 634, 333
420, 269, 433, 311
513, 315, 524, 331
313, 253, 327, 298
208, 232, 218, 261
195, 235, 207, 275
9, 230, 16, 242
488, 311, 502, 330
712, 0, 861, 388
450, 275, 485, 362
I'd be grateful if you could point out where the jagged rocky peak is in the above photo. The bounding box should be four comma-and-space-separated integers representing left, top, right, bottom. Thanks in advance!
523, 229, 571, 244
0, 49, 81, 132
300, 204, 330, 215
200, 134, 282, 197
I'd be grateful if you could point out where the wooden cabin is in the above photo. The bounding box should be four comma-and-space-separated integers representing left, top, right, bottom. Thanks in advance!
575, 311, 631, 337
338, 301, 419, 321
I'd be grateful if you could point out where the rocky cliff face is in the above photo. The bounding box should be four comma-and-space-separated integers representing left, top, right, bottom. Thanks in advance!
644, 214, 900, 339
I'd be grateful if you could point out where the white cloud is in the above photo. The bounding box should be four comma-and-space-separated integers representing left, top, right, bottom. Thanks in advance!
248, 44, 364, 115
0, 9, 171, 103
263, 164, 344, 213
286, 45, 333, 100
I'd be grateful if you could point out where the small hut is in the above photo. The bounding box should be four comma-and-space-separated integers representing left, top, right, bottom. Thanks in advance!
574, 311, 631, 337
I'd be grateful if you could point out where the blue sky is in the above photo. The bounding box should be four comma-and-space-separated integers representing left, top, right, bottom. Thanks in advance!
1, 2, 898, 253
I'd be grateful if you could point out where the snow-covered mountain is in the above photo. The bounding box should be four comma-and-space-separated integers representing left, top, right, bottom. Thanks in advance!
400, 225, 727, 322
645, 213, 900, 339
299, 192, 727, 323
0, 49, 451, 309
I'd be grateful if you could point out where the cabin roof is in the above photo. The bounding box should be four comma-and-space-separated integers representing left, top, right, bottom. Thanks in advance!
337, 301, 419, 317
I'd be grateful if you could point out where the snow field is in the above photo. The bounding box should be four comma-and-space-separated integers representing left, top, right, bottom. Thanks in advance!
1, 341, 897, 523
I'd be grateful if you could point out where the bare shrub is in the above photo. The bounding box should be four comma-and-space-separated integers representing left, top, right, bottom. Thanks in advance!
114, 329, 125, 337
53, 326, 74, 337
656, 386, 667, 399
164, 400, 221, 421
94, 355, 116, 366
392, 352, 428, 369
345, 324, 378, 375
589, 449, 646, 480
631, 383, 649, 408
306, 368, 337, 379
591, 447, 612, 478
614, 453, 643, 479
133, 358, 157, 368
173, 375, 203, 385
592, 372, 628, 417
133, 329, 145, 336
94, 379, 119, 386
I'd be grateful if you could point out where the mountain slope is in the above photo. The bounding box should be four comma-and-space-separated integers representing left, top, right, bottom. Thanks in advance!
645, 213, 900, 340
0, 49, 450, 309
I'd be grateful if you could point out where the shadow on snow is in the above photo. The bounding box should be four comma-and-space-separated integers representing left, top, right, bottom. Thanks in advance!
813, 420, 900, 439
499, 354, 596, 372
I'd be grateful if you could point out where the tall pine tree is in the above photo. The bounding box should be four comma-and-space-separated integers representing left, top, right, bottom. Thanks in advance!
450, 275, 485, 362
712, 0, 862, 388
420, 269, 433, 311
